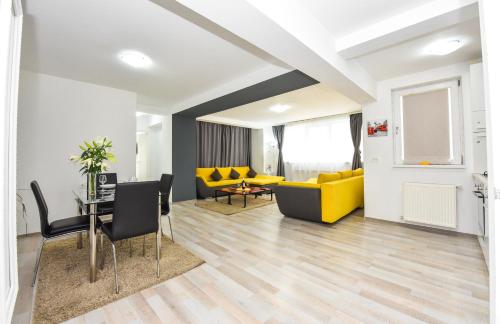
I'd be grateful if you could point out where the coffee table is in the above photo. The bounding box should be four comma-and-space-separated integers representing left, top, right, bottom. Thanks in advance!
214, 186, 273, 208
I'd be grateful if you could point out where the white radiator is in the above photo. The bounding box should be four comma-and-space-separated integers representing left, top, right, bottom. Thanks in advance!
403, 183, 457, 228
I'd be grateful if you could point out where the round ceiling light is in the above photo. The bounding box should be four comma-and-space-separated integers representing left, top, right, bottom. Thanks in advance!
118, 50, 152, 68
269, 104, 291, 113
424, 39, 463, 56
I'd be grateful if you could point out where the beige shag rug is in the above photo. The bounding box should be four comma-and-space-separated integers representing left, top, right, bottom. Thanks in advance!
195, 194, 275, 215
33, 234, 204, 323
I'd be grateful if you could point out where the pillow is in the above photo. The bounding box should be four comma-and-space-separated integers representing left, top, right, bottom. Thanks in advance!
353, 168, 364, 176
230, 168, 240, 179
247, 168, 257, 178
339, 170, 353, 179
317, 173, 341, 184
210, 168, 222, 181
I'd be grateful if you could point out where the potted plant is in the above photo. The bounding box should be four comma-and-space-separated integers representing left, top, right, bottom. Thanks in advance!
70, 137, 116, 197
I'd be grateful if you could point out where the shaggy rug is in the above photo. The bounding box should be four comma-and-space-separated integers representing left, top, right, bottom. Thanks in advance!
195, 194, 275, 215
32, 234, 204, 323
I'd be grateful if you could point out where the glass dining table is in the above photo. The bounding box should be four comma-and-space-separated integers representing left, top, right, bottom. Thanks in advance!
73, 186, 163, 283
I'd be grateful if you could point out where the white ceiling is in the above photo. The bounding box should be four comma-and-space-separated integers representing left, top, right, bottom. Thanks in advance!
355, 18, 482, 80
198, 84, 361, 128
297, 0, 434, 39
20, 0, 289, 108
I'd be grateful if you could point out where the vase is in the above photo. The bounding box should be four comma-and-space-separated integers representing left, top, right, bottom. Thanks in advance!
88, 172, 97, 198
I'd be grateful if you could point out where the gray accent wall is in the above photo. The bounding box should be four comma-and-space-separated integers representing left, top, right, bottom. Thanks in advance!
172, 70, 318, 201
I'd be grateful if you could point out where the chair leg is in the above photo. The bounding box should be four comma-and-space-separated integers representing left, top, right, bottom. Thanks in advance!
129, 239, 132, 257
32, 239, 45, 287
156, 232, 160, 278
111, 242, 119, 294
143, 235, 146, 257
99, 232, 105, 270
167, 215, 174, 243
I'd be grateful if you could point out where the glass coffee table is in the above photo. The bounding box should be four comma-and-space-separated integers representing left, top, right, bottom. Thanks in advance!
214, 186, 273, 208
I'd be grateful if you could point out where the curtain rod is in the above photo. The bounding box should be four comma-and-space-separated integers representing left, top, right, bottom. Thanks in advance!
272, 110, 362, 127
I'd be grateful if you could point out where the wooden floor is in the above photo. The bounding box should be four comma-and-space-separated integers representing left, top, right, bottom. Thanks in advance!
16, 201, 489, 323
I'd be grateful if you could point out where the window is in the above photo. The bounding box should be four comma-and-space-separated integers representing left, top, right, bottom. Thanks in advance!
393, 79, 463, 165
282, 115, 356, 180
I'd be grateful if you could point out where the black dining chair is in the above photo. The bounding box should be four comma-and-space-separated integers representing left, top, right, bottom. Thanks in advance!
160, 174, 174, 242
30, 180, 90, 286
100, 181, 161, 293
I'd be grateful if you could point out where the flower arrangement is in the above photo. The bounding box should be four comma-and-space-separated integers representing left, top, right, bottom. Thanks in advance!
70, 137, 116, 196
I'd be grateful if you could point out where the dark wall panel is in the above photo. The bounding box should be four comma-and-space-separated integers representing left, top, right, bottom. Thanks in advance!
172, 115, 197, 201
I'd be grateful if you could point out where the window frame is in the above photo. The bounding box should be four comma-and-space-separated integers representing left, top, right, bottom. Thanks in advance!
392, 78, 464, 166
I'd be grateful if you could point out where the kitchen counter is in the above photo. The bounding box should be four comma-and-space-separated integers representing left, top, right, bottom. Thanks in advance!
472, 173, 488, 186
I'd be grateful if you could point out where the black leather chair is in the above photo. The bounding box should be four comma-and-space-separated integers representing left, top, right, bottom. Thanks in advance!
160, 174, 174, 242
31, 180, 90, 286
100, 181, 161, 293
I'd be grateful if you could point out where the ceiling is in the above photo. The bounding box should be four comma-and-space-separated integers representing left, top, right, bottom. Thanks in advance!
298, 0, 434, 39
198, 84, 361, 128
20, 0, 289, 108
355, 18, 482, 80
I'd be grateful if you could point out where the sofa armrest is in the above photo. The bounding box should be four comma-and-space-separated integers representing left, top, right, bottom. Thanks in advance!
320, 176, 364, 223
256, 174, 285, 182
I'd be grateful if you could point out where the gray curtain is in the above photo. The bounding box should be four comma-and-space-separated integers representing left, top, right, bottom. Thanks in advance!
350, 113, 363, 170
197, 121, 251, 167
272, 125, 285, 177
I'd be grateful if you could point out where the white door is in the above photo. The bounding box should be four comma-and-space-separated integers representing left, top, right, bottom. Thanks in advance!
0, 0, 23, 322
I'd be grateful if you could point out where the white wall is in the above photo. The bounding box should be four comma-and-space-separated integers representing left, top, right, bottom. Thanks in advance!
363, 63, 476, 234
251, 128, 264, 173
17, 71, 137, 234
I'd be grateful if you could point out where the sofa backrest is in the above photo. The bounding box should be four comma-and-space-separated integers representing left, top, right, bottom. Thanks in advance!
196, 166, 251, 181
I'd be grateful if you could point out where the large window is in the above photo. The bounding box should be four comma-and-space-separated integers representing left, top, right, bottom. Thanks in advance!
393, 79, 463, 166
282, 115, 356, 180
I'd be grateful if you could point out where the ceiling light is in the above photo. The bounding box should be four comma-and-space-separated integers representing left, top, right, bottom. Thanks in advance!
118, 50, 152, 68
424, 39, 463, 56
269, 104, 290, 113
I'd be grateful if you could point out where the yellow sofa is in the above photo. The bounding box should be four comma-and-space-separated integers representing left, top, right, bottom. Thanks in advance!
274, 169, 364, 223
195, 166, 285, 198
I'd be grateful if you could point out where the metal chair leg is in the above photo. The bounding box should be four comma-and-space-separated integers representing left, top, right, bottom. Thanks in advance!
111, 242, 119, 294
32, 239, 45, 287
99, 232, 105, 270
129, 239, 132, 257
167, 215, 174, 242
143, 235, 146, 256
156, 232, 160, 278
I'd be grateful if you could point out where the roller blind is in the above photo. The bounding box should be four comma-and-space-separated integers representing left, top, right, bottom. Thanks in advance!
401, 88, 451, 164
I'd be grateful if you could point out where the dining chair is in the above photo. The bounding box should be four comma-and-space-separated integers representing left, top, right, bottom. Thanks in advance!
100, 181, 161, 293
30, 180, 90, 286
160, 174, 174, 242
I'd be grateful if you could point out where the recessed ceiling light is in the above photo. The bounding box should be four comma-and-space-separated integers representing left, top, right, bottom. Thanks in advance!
270, 104, 290, 113
424, 39, 463, 56
118, 50, 152, 68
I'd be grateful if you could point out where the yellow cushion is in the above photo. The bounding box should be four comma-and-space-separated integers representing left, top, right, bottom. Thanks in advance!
353, 168, 364, 176
339, 170, 353, 179
278, 181, 321, 189
233, 166, 250, 178
196, 167, 215, 181
306, 178, 317, 184
317, 173, 341, 184
204, 179, 242, 187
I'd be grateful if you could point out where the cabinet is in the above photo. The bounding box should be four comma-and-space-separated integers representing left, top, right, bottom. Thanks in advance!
470, 63, 485, 111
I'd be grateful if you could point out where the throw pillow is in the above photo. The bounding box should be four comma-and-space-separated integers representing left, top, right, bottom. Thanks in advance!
339, 170, 353, 179
353, 168, 364, 176
247, 168, 257, 178
230, 168, 240, 179
210, 168, 222, 181
317, 173, 341, 184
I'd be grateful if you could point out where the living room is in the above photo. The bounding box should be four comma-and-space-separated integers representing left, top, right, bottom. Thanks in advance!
1, 0, 500, 323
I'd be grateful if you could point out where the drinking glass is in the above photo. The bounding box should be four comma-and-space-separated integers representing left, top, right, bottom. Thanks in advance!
99, 174, 107, 187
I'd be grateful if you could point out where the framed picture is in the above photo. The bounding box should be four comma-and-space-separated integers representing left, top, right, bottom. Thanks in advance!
367, 119, 388, 137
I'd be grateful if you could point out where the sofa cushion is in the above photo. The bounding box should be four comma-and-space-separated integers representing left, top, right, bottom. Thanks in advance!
217, 167, 232, 180
247, 168, 257, 178
317, 173, 341, 184
230, 168, 240, 179
210, 168, 222, 181
205, 179, 241, 187
339, 170, 353, 179
353, 168, 364, 176
278, 181, 321, 189
196, 167, 215, 180
233, 166, 250, 178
